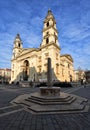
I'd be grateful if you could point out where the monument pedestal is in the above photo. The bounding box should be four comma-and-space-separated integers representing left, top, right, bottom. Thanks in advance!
19, 81, 30, 87
40, 87, 60, 96
11, 91, 89, 114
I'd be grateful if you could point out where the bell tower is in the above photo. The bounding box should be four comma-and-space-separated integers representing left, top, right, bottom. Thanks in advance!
40, 10, 61, 81
41, 10, 60, 48
12, 34, 23, 59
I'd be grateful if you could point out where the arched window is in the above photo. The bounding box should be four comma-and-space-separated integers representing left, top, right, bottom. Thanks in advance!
24, 60, 29, 66
18, 43, 21, 48
46, 32, 49, 35
68, 64, 70, 68
47, 22, 49, 27
46, 38, 49, 44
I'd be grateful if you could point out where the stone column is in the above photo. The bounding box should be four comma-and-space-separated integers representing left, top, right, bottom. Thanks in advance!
40, 57, 60, 96
47, 58, 52, 87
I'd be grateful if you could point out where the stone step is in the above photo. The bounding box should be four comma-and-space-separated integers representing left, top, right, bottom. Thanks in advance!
28, 104, 86, 113
11, 92, 89, 114
30, 95, 74, 102
25, 96, 76, 105
30, 95, 72, 102
20, 100, 31, 107
30, 96, 71, 102
31, 92, 71, 100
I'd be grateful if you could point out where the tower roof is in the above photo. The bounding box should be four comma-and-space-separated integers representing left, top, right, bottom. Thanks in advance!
14, 33, 22, 42
13, 33, 23, 46
16, 34, 20, 38
47, 9, 53, 15
44, 9, 56, 23
16, 33, 21, 39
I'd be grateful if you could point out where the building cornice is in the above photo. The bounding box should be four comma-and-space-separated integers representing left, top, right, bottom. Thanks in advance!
42, 25, 58, 33
44, 34, 58, 39
40, 42, 61, 50
60, 54, 73, 62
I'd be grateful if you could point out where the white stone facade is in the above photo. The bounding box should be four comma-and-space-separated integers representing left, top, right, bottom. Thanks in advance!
11, 10, 74, 83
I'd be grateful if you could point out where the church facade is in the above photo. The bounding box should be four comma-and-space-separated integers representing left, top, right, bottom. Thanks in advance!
11, 10, 74, 83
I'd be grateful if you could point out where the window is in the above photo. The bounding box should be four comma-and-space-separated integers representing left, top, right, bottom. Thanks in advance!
45, 53, 49, 57
55, 37, 56, 43
46, 32, 49, 35
54, 33, 57, 43
45, 53, 49, 60
56, 64, 59, 74
46, 38, 49, 44
56, 53, 58, 60
47, 22, 49, 27
18, 43, 21, 48
68, 64, 70, 68
38, 56, 41, 62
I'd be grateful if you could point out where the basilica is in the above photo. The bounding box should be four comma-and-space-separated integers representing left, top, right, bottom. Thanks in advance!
11, 10, 74, 83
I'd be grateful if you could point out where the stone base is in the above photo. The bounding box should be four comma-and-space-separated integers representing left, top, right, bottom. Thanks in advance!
19, 81, 39, 87
19, 81, 30, 87
40, 87, 60, 96
11, 91, 89, 114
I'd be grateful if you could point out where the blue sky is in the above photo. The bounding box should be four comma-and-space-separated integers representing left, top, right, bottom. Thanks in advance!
0, 0, 90, 70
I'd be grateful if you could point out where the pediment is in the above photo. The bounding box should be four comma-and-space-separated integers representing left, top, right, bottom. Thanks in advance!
61, 54, 73, 62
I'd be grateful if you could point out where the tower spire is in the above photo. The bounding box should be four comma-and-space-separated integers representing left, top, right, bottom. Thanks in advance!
48, 9, 52, 15
15, 33, 22, 41
44, 9, 55, 23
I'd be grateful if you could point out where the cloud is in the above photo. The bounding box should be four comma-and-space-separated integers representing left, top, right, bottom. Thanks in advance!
60, 23, 90, 42
22, 32, 41, 48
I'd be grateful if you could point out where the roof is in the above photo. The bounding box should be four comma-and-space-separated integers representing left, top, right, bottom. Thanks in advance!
44, 10, 56, 23
60, 54, 73, 62
14, 33, 22, 42
0, 68, 11, 71
19, 48, 39, 56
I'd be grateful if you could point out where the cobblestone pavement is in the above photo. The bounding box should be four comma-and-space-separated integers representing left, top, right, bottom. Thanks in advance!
0, 110, 90, 130
0, 85, 90, 130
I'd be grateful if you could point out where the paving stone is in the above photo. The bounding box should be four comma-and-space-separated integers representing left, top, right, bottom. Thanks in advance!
0, 86, 90, 130
30, 125, 36, 130
23, 125, 30, 130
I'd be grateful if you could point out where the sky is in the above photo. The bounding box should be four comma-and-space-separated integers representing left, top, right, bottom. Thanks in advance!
0, 0, 90, 70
